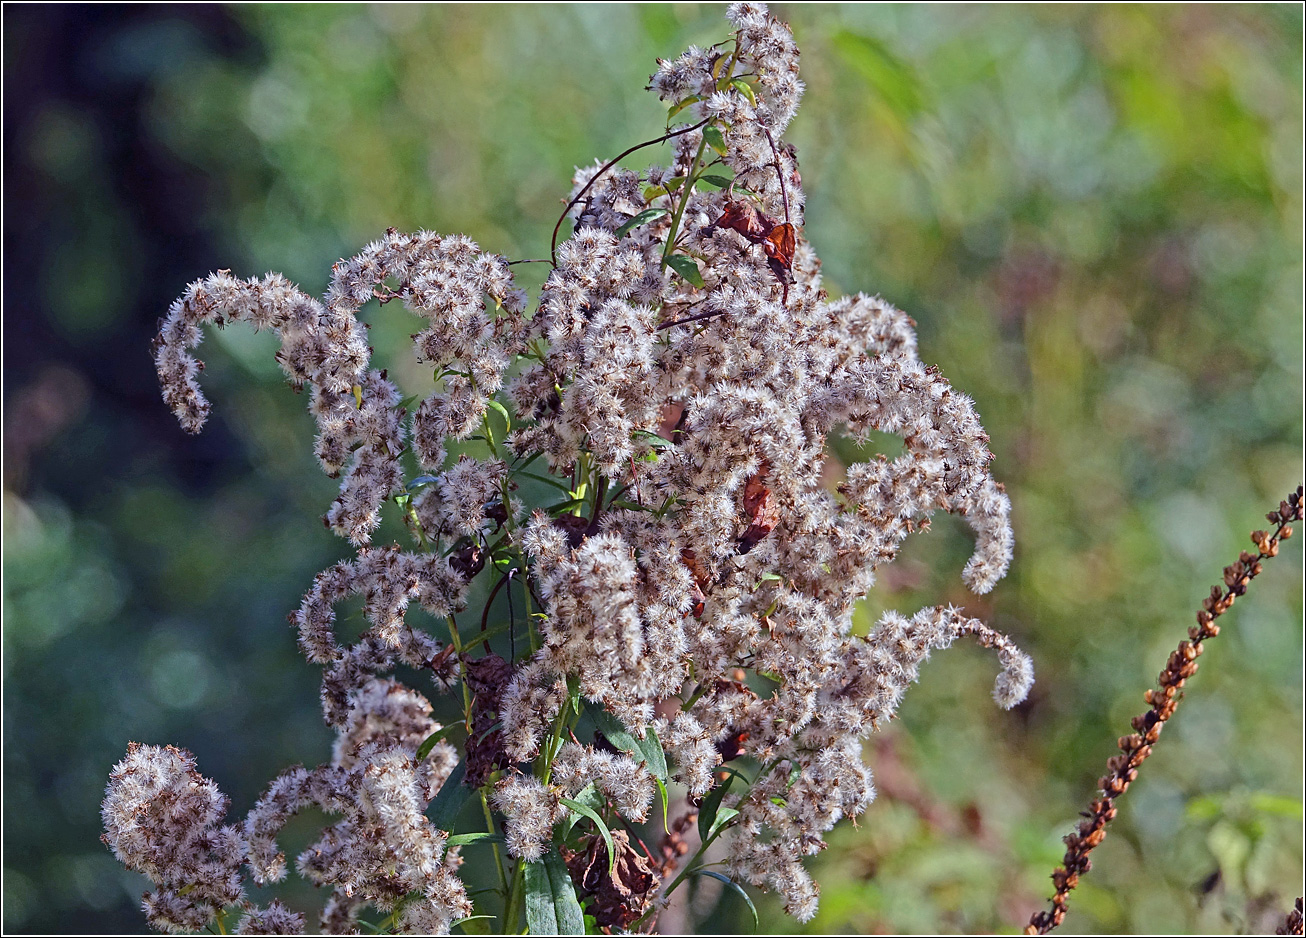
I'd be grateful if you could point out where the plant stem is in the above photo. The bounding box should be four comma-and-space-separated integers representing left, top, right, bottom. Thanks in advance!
479, 790, 510, 898
550, 118, 710, 267
446, 613, 475, 730
661, 136, 710, 269
502, 856, 526, 933
1025, 485, 1303, 934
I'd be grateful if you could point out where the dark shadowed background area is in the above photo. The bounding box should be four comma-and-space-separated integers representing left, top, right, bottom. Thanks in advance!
3, 4, 1302, 934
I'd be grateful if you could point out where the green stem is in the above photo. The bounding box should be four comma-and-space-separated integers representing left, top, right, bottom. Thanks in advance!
502, 857, 526, 933
661, 135, 710, 269
522, 552, 539, 655
538, 685, 573, 785
481, 409, 500, 459
480, 790, 511, 897
633, 817, 734, 933
589, 473, 608, 529
446, 613, 475, 729
662, 826, 721, 899
550, 118, 710, 267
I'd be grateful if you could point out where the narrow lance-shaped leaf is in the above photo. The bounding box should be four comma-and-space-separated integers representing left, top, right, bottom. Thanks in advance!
486, 398, 513, 430
415, 724, 457, 763
560, 796, 616, 874
615, 208, 670, 239
664, 254, 704, 289
702, 125, 728, 156
698, 772, 735, 844
426, 761, 471, 833
667, 95, 703, 120
698, 174, 735, 190
445, 831, 504, 848
695, 871, 757, 929
729, 77, 758, 107
560, 783, 604, 839
589, 707, 668, 781
524, 849, 585, 936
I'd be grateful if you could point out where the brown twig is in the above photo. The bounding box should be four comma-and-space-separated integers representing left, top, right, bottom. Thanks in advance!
550, 118, 710, 267
1025, 485, 1304, 935
657, 306, 728, 331
760, 125, 791, 227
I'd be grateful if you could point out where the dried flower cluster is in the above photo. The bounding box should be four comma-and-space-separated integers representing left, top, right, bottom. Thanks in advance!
1026, 485, 1304, 935
110, 5, 1032, 933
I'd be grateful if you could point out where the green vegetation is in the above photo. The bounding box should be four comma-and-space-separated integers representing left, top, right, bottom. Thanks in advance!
4, 5, 1300, 933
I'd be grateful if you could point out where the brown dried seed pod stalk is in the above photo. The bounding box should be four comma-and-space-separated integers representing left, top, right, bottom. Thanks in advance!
1278, 897, 1304, 936
1025, 485, 1303, 935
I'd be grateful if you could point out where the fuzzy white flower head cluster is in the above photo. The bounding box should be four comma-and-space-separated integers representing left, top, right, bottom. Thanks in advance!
122, 4, 1032, 931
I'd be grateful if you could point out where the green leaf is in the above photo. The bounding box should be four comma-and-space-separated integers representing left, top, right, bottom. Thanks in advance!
450, 914, 495, 934
698, 773, 735, 844
416, 724, 457, 762
667, 96, 703, 120
785, 761, 803, 791
524, 850, 585, 935
710, 807, 738, 840
644, 176, 687, 202
729, 78, 758, 108
560, 797, 616, 874
473, 619, 516, 648
513, 449, 544, 471
615, 208, 670, 239
486, 398, 512, 429
655, 777, 670, 835
698, 174, 735, 190
610, 499, 652, 513
545, 497, 587, 515
446, 831, 504, 847
640, 726, 669, 782
514, 470, 573, 493
695, 871, 757, 928
664, 254, 704, 289
407, 474, 441, 492
561, 783, 603, 839
566, 676, 582, 724
427, 761, 470, 832
631, 429, 675, 449
590, 708, 668, 782
702, 125, 728, 157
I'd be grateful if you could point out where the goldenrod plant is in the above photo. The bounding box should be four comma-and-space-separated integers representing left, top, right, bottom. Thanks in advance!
104, 6, 1036, 933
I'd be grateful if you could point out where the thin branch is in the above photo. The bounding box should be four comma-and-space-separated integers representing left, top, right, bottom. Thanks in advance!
761, 125, 790, 227
550, 118, 711, 267
1025, 485, 1304, 934
657, 307, 729, 331
480, 570, 512, 654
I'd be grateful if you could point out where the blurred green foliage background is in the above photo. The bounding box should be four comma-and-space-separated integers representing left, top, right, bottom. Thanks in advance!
3, 4, 1301, 934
